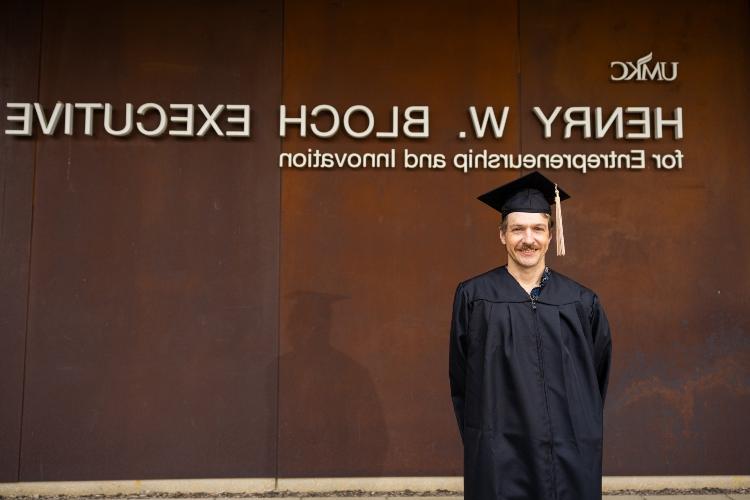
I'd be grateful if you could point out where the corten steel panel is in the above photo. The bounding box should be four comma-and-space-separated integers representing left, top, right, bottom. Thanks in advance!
520, 1, 750, 474
0, 0, 41, 483
20, 1, 281, 480
280, 0, 520, 476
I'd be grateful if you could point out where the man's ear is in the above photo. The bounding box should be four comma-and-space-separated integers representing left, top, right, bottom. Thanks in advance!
499, 226, 506, 244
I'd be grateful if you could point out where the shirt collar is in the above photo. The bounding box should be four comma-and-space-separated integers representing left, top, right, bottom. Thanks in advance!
529, 266, 551, 299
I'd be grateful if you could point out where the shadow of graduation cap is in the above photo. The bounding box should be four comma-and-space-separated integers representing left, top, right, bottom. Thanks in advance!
477, 172, 571, 256
285, 290, 350, 340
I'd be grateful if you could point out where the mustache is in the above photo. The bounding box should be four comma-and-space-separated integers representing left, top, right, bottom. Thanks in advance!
516, 244, 540, 251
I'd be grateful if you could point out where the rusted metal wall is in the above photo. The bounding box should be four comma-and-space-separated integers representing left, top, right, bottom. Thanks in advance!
0, 0, 748, 483
0, 0, 42, 483
279, 0, 520, 476
519, 1, 750, 474
16, 0, 282, 481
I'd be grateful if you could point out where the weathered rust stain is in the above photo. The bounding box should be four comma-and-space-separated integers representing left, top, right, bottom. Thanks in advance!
618, 357, 750, 440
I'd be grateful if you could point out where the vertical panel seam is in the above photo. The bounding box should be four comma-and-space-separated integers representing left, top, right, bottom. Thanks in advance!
516, 0, 523, 178
275, 0, 286, 489
17, 0, 44, 482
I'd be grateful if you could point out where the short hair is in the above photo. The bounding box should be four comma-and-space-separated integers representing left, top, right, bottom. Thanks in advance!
500, 212, 555, 233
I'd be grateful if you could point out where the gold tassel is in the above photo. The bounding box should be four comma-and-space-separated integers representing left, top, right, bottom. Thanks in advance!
555, 184, 565, 256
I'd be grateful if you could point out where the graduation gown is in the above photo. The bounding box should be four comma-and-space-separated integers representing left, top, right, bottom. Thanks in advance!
449, 265, 612, 500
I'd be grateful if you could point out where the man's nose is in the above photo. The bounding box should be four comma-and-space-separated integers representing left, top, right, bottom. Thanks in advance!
522, 229, 535, 243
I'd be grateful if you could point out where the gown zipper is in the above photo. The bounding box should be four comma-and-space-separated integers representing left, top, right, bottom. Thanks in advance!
531, 294, 558, 500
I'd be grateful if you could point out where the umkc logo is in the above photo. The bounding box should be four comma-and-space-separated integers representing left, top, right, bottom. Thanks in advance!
610, 52, 678, 81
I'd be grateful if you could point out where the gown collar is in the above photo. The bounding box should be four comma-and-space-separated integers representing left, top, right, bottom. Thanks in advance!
500, 265, 572, 305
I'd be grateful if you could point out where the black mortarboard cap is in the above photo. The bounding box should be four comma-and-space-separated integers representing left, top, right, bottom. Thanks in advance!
477, 172, 571, 256
477, 172, 570, 217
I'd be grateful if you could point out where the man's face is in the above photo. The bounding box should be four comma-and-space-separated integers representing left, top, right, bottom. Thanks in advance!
499, 211, 551, 269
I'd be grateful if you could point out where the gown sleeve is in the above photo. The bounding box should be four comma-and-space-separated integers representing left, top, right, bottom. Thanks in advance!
449, 282, 470, 443
590, 294, 613, 405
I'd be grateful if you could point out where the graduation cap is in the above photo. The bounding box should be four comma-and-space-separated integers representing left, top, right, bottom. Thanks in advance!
477, 172, 570, 256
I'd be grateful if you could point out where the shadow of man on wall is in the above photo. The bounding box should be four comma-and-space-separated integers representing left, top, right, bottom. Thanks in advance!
276, 290, 388, 476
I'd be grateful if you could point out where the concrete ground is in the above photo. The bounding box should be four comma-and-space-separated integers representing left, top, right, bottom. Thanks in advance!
100, 497, 749, 500
116, 496, 750, 500
604, 496, 749, 500
6, 495, 750, 500
4, 477, 749, 499
114, 496, 748, 500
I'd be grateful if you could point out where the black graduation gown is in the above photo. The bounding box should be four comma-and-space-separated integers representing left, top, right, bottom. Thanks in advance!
449, 265, 612, 500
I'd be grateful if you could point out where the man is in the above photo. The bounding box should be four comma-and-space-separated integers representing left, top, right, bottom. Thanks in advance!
449, 172, 612, 500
